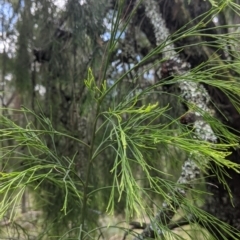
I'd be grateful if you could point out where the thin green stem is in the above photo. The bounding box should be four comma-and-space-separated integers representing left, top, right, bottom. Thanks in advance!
80, 101, 101, 239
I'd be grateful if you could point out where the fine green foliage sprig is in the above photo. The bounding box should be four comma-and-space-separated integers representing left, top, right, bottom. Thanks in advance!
0, 110, 84, 220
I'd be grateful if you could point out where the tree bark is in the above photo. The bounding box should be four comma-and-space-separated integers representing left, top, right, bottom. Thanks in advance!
130, 0, 240, 238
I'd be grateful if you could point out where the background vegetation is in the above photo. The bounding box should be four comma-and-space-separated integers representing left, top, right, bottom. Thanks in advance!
1, 0, 240, 239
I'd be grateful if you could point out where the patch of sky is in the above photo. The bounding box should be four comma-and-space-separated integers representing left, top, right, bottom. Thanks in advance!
0, 1, 18, 32
35, 84, 46, 96
143, 69, 155, 82
101, 10, 125, 41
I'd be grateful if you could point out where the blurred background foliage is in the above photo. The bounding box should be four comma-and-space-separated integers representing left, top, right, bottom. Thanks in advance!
1, 0, 240, 239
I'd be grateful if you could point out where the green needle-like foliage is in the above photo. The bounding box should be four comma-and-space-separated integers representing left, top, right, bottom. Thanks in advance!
1, 0, 240, 239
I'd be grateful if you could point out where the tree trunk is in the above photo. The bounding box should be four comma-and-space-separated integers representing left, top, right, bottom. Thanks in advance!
130, 0, 240, 238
